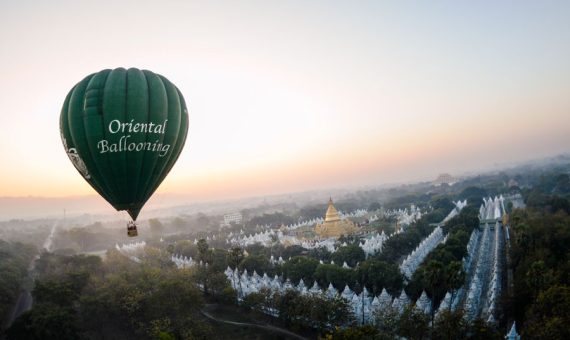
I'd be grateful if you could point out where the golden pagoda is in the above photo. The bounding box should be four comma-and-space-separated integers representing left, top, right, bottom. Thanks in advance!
314, 198, 358, 238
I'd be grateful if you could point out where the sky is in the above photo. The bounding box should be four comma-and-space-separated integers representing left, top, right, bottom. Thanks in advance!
0, 0, 569, 202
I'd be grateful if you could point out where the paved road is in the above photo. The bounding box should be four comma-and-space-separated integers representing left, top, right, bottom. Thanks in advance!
4, 221, 59, 329
4, 291, 32, 327
201, 308, 309, 340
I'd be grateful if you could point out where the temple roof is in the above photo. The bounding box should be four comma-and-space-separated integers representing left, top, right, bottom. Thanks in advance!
315, 197, 358, 238
325, 197, 341, 222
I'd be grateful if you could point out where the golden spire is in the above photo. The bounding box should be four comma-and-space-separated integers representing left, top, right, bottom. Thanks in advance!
325, 197, 341, 223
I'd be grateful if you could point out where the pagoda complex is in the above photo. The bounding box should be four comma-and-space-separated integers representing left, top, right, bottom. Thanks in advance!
314, 198, 358, 238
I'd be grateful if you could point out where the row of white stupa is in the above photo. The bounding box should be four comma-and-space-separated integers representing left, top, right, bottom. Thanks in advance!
224, 267, 439, 324
442, 200, 468, 224
226, 229, 283, 247
231, 208, 368, 234
399, 226, 445, 280
444, 228, 484, 314
398, 200, 467, 280
485, 222, 503, 321
465, 223, 502, 323
479, 196, 505, 221
359, 231, 389, 257
115, 241, 146, 263
192, 235, 217, 244
171, 254, 204, 269
226, 202, 446, 255
228, 228, 394, 256
115, 241, 146, 253
171, 253, 356, 270
445, 221, 503, 323
228, 205, 420, 240
227, 229, 337, 252
429, 197, 506, 323
383, 205, 423, 227
279, 217, 324, 231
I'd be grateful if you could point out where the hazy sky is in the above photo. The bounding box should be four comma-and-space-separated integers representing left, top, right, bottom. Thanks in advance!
0, 0, 569, 201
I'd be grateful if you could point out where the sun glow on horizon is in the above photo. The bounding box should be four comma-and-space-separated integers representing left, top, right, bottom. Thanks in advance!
1, 1, 569, 199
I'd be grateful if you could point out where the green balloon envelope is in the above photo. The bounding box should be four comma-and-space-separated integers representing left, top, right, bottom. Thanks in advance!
60, 68, 189, 220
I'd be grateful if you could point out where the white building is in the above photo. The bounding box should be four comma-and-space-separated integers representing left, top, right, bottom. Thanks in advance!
221, 212, 242, 227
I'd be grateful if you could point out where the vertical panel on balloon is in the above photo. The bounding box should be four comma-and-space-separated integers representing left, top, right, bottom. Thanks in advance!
134, 70, 168, 215
66, 75, 112, 202
83, 69, 118, 204
102, 68, 129, 206
125, 68, 149, 206
141, 76, 182, 203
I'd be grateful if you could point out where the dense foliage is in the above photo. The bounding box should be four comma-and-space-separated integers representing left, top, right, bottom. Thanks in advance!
243, 288, 353, 334
6, 251, 214, 340
406, 205, 479, 305
508, 176, 570, 339
0, 241, 36, 330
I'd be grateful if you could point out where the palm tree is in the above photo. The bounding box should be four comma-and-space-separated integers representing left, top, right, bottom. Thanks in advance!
227, 247, 244, 303
446, 261, 465, 311
423, 260, 444, 323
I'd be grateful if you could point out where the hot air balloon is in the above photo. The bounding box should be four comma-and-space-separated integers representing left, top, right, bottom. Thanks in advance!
60, 68, 189, 236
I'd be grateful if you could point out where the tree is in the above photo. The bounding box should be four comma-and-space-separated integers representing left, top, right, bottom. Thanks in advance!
368, 202, 381, 212
525, 260, 553, 299
33, 279, 83, 307
149, 218, 164, 234
238, 254, 271, 275
6, 304, 79, 340
271, 289, 353, 334
226, 247, 244, 302
171, 217, 187, 232
196, 213, 210, 228
0, 241, 37, 323
242, 291, 267, 313
458, 187, 488, 206
227, 247, 244, 269
431, 196, 455, 213
209, 248, 230, 272
328, 325, 383, 340
374, 306, 399, 338
171, 240, 198, 258
523, 285, 570, 339
356, 259, 403, 295
79, 267, 209, 339
397, 306, 430, 340
309, 295, 353, 334
423, 260, 445, 322
315, 264, 355, 290
274, 289, 301, 326
468, 318, 502, 340
281, 245, 305, 259
432, 309, 468, 340
307, 246, 332, 262
281, 256, 319, 284
328, 325, 387, 340
332, 244, 365, 267
196, 239, 210, 264
549, 196, 570, 214
445, 261, 465, 310
141, 247, 175, 269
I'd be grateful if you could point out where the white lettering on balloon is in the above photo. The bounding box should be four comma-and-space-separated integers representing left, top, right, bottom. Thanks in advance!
96, 119, 172, 157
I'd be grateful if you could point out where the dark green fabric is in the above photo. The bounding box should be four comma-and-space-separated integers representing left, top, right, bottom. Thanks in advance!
60, 67, 189, 220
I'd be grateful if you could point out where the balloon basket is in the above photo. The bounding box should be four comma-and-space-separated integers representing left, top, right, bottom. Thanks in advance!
127, 221, 138, 237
